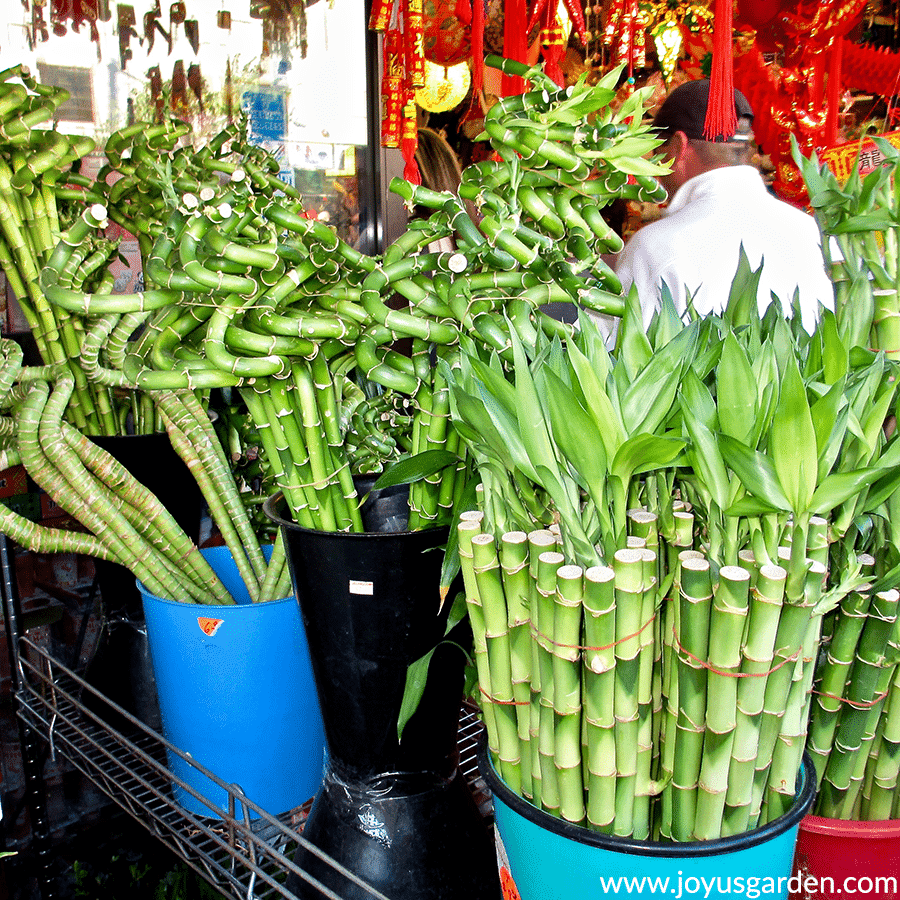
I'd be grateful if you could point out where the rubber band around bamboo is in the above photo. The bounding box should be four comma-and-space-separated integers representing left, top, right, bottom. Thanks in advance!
671, 625, 801, 677
479, 684, 530, 706
293, 460, 351, 490
812, 689, 889, 710
529, 614, 656, 652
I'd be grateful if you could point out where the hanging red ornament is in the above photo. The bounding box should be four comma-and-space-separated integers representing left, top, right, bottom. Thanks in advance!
422, 0, 472, 65
703, 0, 737, 140
369, 0, 394, 31
405, 0, 427, 88
501, 0, 528, 95
471, 0, 486, 94
538, 0, 567, 87
382, 28, 405, 149
400, 96, 422, 184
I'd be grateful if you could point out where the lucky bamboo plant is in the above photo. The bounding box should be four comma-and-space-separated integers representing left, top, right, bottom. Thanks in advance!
0, 55, 668, 606
446, 271, 900, 840
793, 128, 900, 821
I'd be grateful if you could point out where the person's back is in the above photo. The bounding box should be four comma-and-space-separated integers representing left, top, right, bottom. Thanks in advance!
615, 79, 834, 332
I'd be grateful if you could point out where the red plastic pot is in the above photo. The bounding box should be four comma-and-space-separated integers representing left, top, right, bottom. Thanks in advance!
790, 815, 900, 900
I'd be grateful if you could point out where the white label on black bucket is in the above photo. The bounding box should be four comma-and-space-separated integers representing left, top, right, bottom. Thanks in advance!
349, 580, 374, 595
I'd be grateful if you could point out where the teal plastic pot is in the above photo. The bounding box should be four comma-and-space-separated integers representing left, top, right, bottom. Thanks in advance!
139, 545, 326, 818
479, 740, 816, 900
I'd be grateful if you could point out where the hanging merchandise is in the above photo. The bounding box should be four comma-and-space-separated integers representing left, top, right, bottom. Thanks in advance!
251, 0, 309, 60
642, 0, 713, 83
732, 0, 868, 203
50, 0, 104, 43
371, 0, 428, 183
415, 59, 472, 112
603, 0, 648, 80
525, 0, 585, 87
423, 0, 472, 65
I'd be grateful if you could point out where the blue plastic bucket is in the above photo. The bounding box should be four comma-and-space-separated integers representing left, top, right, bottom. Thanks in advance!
139, 544, 325, 818
479, 740, 816, 900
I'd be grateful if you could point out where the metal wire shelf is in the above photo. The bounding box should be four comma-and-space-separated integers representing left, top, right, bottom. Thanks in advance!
12, 633, 489, 900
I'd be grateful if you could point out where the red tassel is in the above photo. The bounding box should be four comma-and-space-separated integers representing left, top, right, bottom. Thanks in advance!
824, 39, 843, 146
455, 0, 472, 26
471, 0, 485, 95
401, 99, 421, 184
704, 0, 737, 140
501, 0, 528, 96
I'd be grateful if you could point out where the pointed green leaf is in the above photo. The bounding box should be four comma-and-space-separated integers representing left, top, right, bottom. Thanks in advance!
811, 467, 884, 516
769, 351, 817, 512
567, 340, 626, 460
716, 332, 757, 443
718, 433, 792, 511
375, 449, 459, 489
682, 406, 731, 511
537, 366, 609, 501
611, 433, 687, 485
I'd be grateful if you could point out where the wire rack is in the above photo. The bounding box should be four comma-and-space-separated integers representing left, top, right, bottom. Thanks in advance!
13, 633, 490, 900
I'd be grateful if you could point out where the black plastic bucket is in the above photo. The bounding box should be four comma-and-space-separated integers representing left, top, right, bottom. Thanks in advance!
264, 492, 501, 900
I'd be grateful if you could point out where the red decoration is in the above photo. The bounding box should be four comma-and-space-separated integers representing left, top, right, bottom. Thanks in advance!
538, 0, 566, 87
502, 0, 528, 95
704, 0, 737, 140
603, 0, 647, 74
372, 0, 424, 181
382, 29, 405, 149
401, 97, 422, 184
732, 0, 867, 203
736, 0, 782, 30
840, 39, 900, 98
422, 0, 472, 65
406, 0, 427, 88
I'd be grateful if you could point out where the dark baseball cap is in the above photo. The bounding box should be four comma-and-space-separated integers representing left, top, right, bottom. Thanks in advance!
653, 79, 754, 143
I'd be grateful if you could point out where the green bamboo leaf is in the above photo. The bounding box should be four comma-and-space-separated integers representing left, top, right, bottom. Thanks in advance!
682, 406, 731, 511
615, 284, 653, 378
680, 368, 717, 430
537, 365, 609, 493
862, 466, 900, 513
718, 433, 792, 511
647, 284, 683, 349
611, 433, 687, 485
809, 379, 847, 477
769, 351, 817, 512
567, 340, 626, 461
831, 212, 894, 234
467, 354, 519, 415
475, 386, 543, 483
820, 307, 849, 384
716, 332, 757, 443
725, 495, 782, 517
620, 322, 698, 435
375, 449, 460, 489
723, 247, 764, 330
510, 328, 559, 476
811, 467, 884, 516
397, 591, 468, 740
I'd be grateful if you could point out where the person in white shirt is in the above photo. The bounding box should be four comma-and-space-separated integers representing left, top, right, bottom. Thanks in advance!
614, 79, 834, 334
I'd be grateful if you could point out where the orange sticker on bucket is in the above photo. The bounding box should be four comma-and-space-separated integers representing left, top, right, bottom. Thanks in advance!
500, 867, 522, 900
197, 617, 224, 636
